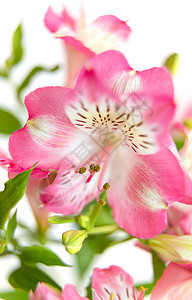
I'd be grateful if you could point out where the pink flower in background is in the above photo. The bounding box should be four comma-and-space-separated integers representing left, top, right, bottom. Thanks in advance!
30, 266, 145, 300
30, 283, 87, 300
92, 265, 146, 300
151, 263, 192, 300
44, 7, 131, 86
0, 150, 50, 232
9, 51, 191, 238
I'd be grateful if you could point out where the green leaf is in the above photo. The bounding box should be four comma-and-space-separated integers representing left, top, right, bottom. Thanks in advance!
48, 215, 76, 224
0, 23, 23, 77
152, 250, 166, 283
164, 53, 179, 76
16, 65, 60, 103
6, 210, 17, 242
75, 238, 95, 277
0, 108, 21, 134
19, 245, 70, 266
9, 263, 61, 292
0, 290, 29, 300
0, 165, 35, 229
7, 23, 23, 66
85, 280, 93, 300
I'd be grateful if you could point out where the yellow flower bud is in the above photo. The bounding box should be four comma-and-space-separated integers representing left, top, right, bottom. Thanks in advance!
62, 230, 87, 255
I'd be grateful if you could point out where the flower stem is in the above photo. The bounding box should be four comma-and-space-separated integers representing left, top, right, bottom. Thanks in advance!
87, 224, 119, 235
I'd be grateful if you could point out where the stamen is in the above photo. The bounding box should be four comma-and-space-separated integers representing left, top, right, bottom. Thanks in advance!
110, 293, 115, 300
78, 167, 86, 174
103, 183, 110, 190
94, 164, 101, 172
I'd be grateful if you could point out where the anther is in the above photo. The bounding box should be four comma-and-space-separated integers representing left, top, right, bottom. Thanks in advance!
89, 163, 95, 171
78, 167, 86, 174
98, 199, 106, 206
110, 293, 115, 300
103, 183, 110, 190
94, 164, 101, 172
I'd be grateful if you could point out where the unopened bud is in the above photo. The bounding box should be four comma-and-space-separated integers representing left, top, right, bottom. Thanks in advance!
62, 230, 87, 255
164, 53, 179, 76
77, 215, 90, 229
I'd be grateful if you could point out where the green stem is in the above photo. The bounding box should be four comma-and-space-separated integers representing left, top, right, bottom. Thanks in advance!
88, 203, 102, 228
87, 224, 119, 235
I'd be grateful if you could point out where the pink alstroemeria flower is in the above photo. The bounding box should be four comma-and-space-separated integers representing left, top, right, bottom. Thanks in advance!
30, 282, 87, 300
30, 266, 145, 300
92, 265, 146, 300
151, 263, 192, 300
9, 51, 190, 238
44, 6, 131, 86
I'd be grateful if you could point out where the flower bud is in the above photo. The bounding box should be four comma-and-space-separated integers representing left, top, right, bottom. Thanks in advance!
164, 53, 179, 76
148, 234, 192, 263
77, 215, 90, 229
62, 230, 87, 255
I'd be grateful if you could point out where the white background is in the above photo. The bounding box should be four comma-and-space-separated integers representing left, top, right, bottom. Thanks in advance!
0, 0, 192, 296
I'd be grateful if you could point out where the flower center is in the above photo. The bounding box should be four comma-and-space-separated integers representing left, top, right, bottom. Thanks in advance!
66, 95, 157, 155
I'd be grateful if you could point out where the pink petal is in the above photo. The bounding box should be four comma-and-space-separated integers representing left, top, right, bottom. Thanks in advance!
92, 265, 144, 300
151, 263, 192, 300
40, 160, 97, 215
62, 284, 88, 300
44, 6, 66, 33
180, 209, 192, 235
30, 283, 61, 300
9, 87, 80, 170
108, 147, 185, 238
92, 15, 131, 43
26, 178, 50, 232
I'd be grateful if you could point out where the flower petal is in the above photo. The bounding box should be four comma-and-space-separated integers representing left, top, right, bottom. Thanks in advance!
9, 87, 81, 170
62, 284, 88, 300
151, 263, 192, 300
92, 265, 144, 300
30, 283, 61, 300
108, 147, 185, 238
40, 160, 97, 215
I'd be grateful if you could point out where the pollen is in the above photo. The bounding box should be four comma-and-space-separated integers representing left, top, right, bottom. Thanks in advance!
78, 167, 86, 174
103, 183, 110, 190
94, 164, 101, 172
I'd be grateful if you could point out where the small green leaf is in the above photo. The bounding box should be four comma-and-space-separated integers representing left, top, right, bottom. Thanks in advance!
0, 23, 23, 77
0, 165, 35, 229
6, 210, 17, 242
0, 108, 21, 134
164, 53, 179, 76
9, 263, 61, 292
17, 65, 60, 103
48, 215, 76, 224
8, 23, 23, 66
19, 245, 70, 266
0, 290, 29, 300
152, 250, 166, 283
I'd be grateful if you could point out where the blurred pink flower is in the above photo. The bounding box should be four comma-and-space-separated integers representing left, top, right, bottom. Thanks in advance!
44, 6, 131, 87
92, 265, 146, 300
151, 263, 192, 300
